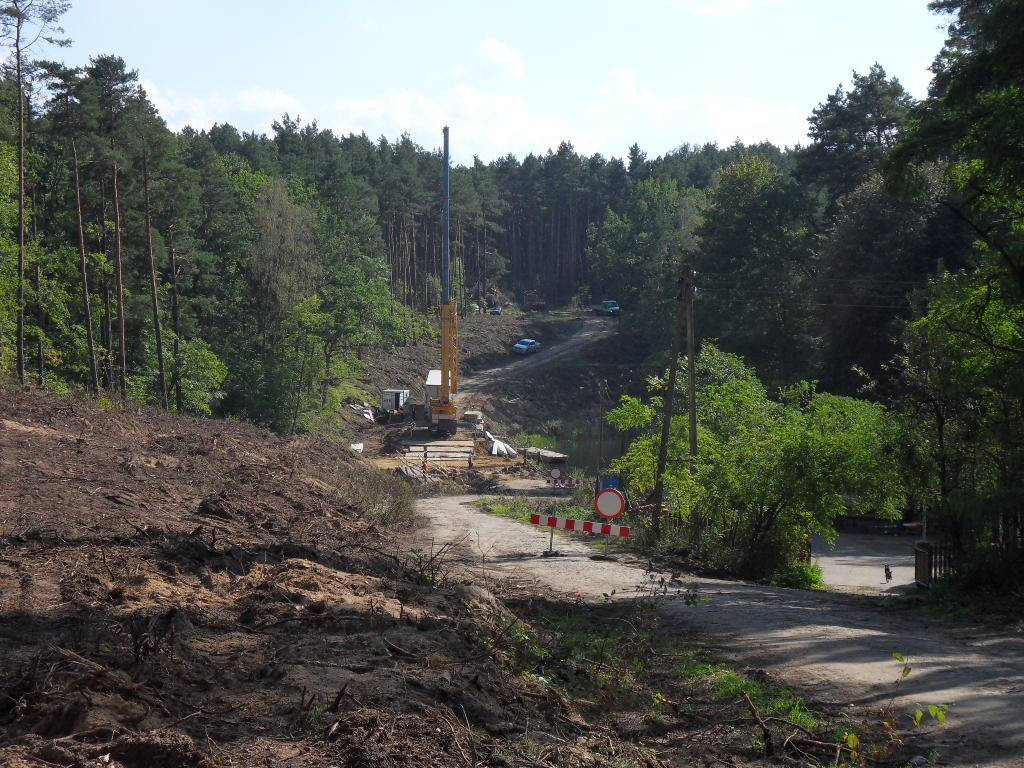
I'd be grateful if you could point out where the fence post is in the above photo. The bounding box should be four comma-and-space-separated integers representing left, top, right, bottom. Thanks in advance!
915, 541, 933, 588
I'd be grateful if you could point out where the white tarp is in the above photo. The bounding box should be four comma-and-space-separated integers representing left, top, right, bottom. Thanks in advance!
485, 430, 518, 458
348, 403, 375, 422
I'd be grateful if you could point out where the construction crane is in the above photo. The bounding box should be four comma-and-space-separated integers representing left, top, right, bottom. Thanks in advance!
426, 126, 459, 434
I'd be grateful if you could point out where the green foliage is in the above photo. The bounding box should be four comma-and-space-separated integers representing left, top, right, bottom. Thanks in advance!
881, 3, 1024, 575
889, 263, 1024, 553
586, 178, 702, 354
0, 3, 1020, 598
696, 154, 816, 383
507, 431, 560, 451
610, 344, 906, 576
799, 63, 915, 210
173, 335, 228, 415
769, 561, 826, 590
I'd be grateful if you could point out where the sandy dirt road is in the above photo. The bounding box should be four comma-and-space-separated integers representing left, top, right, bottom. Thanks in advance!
418, 495, 1024, 767
813, 533, 917, 592
456, 315, 614, 404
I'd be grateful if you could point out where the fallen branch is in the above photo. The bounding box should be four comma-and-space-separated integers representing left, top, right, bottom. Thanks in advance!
382, 636, 414, 657
440, 710, 473, 767
744, 693, 774, 756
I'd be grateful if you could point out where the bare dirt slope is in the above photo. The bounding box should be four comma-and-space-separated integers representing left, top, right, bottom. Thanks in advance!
361, 309, 588, 403
455, 315, 620, 434
457, 316, 615, 400
0, 387, 647, 768
419, 494, 1024, 768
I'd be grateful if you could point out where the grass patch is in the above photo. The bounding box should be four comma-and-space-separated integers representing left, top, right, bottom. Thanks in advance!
673, 653, 821, 730
508, 598, 823, 727
485, 592, 928, 764
507, 600, 666, 713
508, 431, 561, 451
914, 578, 1023, 625
479, 496, 534, 523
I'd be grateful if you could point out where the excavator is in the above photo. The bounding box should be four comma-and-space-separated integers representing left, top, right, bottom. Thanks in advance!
426, 127, 459, 434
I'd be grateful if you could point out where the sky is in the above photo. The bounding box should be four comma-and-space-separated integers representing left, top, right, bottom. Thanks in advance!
44, 0, 951, 164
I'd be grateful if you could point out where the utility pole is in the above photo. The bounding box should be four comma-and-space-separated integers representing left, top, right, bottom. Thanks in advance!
683, 266, 701, 548
685, 266, 697, 463
649, 265, 690, 539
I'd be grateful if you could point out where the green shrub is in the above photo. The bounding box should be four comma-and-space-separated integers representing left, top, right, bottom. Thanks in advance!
770, 561, 825, 590
607, 344, 906, 579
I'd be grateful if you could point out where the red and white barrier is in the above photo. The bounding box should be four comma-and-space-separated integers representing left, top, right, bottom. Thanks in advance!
530, 513, 631, 538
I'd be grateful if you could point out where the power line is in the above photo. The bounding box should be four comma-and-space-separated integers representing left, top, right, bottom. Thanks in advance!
696, 286, 912, 309
697, 271, 925, 288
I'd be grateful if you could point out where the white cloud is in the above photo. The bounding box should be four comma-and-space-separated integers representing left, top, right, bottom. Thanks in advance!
236, 88, 303, 116
142, 65, 807, 164
141, 79, 306, 132
324, 67, 807, 163
589, 68, 807, 152
677, 0, 786, 16
476, 37, 526, 79
329, 85, 569, 162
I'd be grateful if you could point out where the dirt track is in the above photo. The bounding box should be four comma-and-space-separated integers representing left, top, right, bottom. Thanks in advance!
419, 495, 1024, 767
812, 533, 916, 592
456, 315, 615, 409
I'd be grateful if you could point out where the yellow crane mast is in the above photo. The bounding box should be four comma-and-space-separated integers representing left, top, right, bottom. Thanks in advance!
427, 126, 459, 434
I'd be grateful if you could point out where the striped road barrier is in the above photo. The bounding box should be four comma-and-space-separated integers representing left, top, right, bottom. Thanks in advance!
530, 513, 631, 538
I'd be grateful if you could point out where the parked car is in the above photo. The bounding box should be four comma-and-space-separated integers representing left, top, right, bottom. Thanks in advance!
488, 305, 503, 315
512, 338, 541, 354
592, 299, 620, 316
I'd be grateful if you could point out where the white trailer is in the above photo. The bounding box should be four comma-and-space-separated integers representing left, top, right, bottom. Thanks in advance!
381, 388, 410, 412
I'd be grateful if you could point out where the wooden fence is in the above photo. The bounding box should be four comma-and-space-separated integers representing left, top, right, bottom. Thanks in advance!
914, 541, 957, 587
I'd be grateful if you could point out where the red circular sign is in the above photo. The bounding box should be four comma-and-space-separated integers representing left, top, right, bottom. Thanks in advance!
594, 488, 626, 520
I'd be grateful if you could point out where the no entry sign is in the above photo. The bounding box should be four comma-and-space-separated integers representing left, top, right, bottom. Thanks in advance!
594, 487, 626, 520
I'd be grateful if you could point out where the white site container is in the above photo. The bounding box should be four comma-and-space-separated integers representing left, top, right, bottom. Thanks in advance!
381, 389, 410, 412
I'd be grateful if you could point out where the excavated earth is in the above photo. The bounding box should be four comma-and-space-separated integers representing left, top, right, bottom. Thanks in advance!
0, 386, 656, 768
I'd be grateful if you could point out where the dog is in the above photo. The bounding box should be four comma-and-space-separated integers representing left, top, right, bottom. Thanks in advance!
884, 565, 893, 584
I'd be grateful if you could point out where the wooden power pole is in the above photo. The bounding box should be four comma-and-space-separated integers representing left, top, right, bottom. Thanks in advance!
650, 265, 698, 542
684, 266, 697, 463
650, 266, 688, 537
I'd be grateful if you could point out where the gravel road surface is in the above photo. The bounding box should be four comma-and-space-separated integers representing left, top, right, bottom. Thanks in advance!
419, 494, 1024, 767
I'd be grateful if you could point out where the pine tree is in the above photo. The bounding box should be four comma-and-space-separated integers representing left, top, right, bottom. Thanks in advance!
1, 0, 70, 384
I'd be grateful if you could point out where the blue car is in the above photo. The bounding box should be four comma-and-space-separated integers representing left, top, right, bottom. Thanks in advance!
512, 338, 541, 355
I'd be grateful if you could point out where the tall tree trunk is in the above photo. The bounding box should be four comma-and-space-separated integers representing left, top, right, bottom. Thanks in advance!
72, 138, 100, 394
99, 178, 114, 388
34, 262, 43, 384
31, 184, 43, 384
169, 239, 183, 413
142, 151, 168, 410
15, 17, 25, 385
103, 281, 113, 387
111, 160, 128, 394
290, 337, 309, 435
